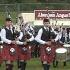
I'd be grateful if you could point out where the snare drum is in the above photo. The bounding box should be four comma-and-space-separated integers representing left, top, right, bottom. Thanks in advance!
63, 44, 70, 60
56, 48, 67, 62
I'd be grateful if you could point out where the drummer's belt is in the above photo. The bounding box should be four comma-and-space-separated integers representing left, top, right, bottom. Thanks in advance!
9, 48, 16, 55
45, 47, 52, 55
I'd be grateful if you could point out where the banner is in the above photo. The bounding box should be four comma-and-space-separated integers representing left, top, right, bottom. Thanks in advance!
34, 10, 70, 20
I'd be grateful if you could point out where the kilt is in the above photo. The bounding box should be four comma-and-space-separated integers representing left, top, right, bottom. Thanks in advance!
17, 45, 31, 61
40, 44, 56, 64
2, 44, 18, 61
0, 53, 3, 64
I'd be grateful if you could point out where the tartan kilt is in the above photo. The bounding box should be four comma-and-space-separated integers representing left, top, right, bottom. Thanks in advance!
17, 45, 31, 61
2, 44, 18, 62
40, 44, 56, 64
0, 52, 3, 64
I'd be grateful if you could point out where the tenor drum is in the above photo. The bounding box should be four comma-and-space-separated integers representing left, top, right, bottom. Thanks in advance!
56, 48, 67, 62
63, 44, 70, 60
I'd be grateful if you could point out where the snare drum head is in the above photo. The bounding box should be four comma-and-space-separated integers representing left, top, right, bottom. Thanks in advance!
63, 44, 70, 47
56, 48, 67, 53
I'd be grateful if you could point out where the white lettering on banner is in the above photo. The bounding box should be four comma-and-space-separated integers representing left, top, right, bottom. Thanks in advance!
68, 13, 70, 17
49, 14, 55, 17
35, 10, 70, 19
56, 13, 69, 18
38, 13, 48, 17
37, 13, 69, 18
38, 13, 56, 18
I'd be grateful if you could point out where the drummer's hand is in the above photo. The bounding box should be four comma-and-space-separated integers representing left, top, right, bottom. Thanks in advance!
11, 41, 16, 44
51, 39, 55, 42
15, 38, 19, 41
23, 42, 27, 45
45, 41, 51, 46
26, 39, 30, 42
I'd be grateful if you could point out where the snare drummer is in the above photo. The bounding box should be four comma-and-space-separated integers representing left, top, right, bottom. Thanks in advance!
0, 28, 3, 66
1, 18, 17, 70
16, 24, 34, 70
35, 18, 59, 70
54, 28, 67, 66
60, 28, 67, 43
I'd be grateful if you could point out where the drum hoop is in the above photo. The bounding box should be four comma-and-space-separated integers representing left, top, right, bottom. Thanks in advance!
63, 44, 70, 48
56, 48, 67, 53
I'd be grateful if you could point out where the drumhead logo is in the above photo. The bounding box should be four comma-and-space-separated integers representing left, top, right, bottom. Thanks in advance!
34, 10, 70, 19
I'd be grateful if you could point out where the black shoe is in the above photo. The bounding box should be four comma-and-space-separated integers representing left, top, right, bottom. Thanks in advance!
63, 62, 66, 66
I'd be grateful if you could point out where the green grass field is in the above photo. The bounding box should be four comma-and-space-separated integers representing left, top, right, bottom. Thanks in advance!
26, 58, 70, 70
0, 58, 70, 70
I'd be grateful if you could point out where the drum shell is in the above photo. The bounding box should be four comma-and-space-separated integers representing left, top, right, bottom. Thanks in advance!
65, 47, 70, 60
63, 44, 70, 60
55, 48, 67, 62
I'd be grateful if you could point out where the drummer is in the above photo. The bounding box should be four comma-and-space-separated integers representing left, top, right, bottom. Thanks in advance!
1, 18, 18, 70
35, 18, 59, 70
0, 28, 3, 44
54, 28, 67, 67
0, 28, 3, 66
60, 28, 67, 43
16, 23, 34, 70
